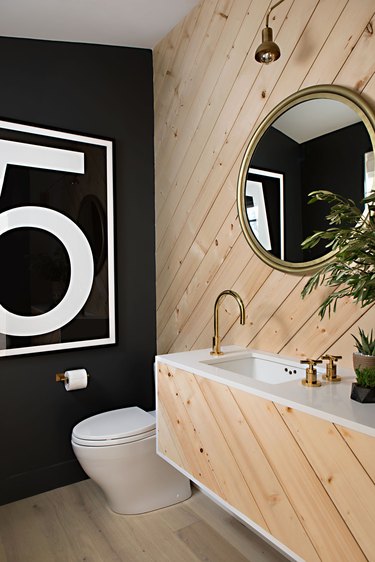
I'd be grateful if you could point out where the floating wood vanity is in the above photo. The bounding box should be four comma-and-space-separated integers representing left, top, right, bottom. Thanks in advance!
155, 347, 375, 562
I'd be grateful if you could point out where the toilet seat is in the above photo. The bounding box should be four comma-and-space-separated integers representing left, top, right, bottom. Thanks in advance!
72, 406, 156, 447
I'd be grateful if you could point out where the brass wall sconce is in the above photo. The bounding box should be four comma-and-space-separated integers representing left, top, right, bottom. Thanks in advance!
255, 0, 286, 64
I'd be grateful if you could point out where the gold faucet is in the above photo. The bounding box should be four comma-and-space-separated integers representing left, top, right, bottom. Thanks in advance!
322, 354, 342, 382
211, 290, 245, 356
300, 358, 322, 387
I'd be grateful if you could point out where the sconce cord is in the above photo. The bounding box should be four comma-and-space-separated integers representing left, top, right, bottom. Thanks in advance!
266, 0, 286, 27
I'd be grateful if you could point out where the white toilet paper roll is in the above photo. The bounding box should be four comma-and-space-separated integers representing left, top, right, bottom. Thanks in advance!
64, 369, 88, 391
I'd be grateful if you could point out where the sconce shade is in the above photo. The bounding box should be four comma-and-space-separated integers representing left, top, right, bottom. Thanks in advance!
255, 26, 281, 64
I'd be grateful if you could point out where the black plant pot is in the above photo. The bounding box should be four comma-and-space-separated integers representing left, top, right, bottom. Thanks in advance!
350, 383, 375, 403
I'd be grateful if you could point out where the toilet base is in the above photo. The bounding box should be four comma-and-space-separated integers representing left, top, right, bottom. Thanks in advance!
72, 434, 191, 515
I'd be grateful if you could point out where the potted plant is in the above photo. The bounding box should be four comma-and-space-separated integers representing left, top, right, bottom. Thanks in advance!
351, 328, 375, 403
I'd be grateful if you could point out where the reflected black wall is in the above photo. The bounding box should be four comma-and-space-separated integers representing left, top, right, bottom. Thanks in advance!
0, 37, 155, 504
250, 122, 371, 262
301, 122, 371, 259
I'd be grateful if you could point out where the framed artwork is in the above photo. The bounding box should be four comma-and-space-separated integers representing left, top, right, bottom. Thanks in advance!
245, 179, 271, 251
247, 168, 284, 260
0, 119, 115, 357
364, 151, 374, 197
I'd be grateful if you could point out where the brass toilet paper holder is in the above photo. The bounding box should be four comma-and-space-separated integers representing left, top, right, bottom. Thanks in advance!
55, 372, 90, 382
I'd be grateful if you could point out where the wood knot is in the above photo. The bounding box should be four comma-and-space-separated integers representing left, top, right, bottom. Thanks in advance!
261, 90, 267, 99
269, 494, 281, 505
355, 79, 365, 91
200, 447, 204, 453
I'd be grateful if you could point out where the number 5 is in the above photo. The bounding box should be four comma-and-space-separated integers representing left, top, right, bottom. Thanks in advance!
0, 140, 94, 337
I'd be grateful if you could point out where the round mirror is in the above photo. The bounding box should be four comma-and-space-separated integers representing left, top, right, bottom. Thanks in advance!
237, 85, 375, 274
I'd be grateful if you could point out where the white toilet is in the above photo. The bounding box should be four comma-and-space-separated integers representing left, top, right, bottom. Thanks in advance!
71, 406, 191, 514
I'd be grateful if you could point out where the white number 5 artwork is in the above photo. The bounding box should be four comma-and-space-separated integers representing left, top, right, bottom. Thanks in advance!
0, 140, 94, 336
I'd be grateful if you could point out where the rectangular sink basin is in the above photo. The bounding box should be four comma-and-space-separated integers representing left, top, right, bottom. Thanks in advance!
201, 351, 307, 384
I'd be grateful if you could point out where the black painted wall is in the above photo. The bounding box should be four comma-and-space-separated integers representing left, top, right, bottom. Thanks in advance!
0, 38, 156, 505
301, 122, 371, 259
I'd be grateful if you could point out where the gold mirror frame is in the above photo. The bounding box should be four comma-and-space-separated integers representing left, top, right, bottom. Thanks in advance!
237, 85, 375, 274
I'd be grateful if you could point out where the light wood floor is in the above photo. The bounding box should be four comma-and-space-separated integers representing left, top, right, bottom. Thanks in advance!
0, 480, 288, 561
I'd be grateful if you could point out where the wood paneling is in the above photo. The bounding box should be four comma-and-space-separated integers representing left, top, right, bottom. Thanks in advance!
154, 0, 375, 368
157, 362, 374, 561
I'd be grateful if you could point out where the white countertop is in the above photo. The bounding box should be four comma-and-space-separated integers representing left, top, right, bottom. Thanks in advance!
156, 346, 375, 437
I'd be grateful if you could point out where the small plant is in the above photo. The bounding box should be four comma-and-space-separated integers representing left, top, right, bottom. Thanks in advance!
355, 367, 375, 388
301, 190, 375, 318
352, 328, 375, 392
352, 328, 375, 356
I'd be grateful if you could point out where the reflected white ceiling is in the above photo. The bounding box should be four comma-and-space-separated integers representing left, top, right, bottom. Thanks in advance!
273, 99, 361, 144
0, 0, 199, 49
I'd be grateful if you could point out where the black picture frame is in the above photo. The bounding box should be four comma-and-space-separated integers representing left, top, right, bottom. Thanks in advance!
247, 168, 284, 260
0, 119, 115, 357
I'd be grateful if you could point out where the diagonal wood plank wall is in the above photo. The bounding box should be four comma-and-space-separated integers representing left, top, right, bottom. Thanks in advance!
154, 0, 375, 368
157, 362, 375, 561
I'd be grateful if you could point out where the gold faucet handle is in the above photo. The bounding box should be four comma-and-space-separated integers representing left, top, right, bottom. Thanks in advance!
300, 359, 322, 368
321, 354, 342, 382
322, 354, 342, 364
300, 359, 322, 387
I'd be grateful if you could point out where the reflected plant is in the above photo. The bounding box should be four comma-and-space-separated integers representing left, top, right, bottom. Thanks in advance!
32, 247, 70, 283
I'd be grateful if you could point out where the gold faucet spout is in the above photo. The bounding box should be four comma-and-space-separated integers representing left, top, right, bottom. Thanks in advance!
211, 290, 245, 356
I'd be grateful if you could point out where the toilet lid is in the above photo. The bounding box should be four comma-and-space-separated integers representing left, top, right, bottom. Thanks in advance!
72, 407, 156, 442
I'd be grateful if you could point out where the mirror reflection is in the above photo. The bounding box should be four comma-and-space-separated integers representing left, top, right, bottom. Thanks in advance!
240, 91, 374, 271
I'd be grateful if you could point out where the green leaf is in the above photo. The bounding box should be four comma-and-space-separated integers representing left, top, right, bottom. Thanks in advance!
355, 367, 375, 388
301, 189, 375, 318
